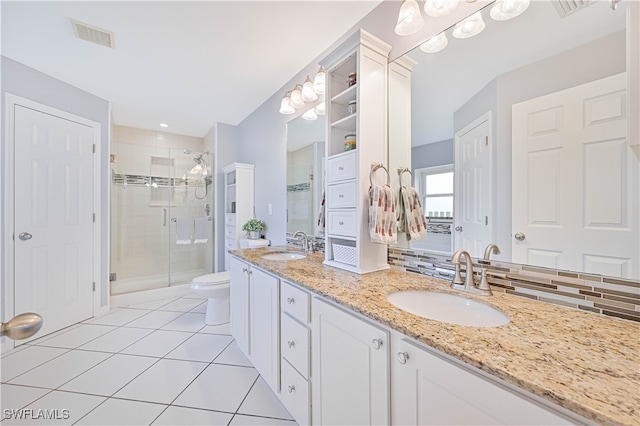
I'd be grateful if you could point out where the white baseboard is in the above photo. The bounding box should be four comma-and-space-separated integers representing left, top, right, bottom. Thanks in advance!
110, 283, 194, 308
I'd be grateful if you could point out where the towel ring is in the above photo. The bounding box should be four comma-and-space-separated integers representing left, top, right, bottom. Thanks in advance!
370, 162, 390, 186
397, 167, 413, 187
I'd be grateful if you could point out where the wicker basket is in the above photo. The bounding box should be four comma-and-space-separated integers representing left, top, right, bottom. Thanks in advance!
332, 242, 357, 266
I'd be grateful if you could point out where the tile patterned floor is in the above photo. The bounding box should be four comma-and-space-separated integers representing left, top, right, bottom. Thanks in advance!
0, 295, 296, 425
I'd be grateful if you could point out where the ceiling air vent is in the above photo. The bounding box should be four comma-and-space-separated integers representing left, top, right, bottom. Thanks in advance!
552, 0, 594, 18
71, 19, 115, 48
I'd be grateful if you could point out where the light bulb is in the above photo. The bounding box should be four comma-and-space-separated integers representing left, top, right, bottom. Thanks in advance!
395, 0, 425, 36
452, 11, 485, 39
279, 92, 295, 114
314, 102, 326, 116
290, 84, 305, 108
424, 0, 458, 18
419, 32, 448, 53
301, 76, 319, 102
490, 0, 530, 21
313, 66, 326, 94
302, 108, 317, 121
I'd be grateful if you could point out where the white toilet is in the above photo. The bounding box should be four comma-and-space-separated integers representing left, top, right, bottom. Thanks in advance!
191, 271, 231, 325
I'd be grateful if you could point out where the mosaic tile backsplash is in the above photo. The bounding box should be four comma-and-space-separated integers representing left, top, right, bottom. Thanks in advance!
388, 247, 640, 323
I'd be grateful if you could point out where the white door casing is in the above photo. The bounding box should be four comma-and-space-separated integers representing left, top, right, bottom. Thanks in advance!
454, 112, 492, 258
512, 73, 638, 278
3, 95, 101, 351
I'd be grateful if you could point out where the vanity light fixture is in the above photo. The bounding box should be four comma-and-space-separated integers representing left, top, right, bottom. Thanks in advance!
314, 101, 326, 116
301, 75, 319, 102
490, 0, 530, 21
452, 11, 485, 39
159, 123, 169, 128
312, 66, 326, 95
290, 84, 306, 108
424, 0, 459, 18
302, 108, 318, 121
420, 32, 449, 53
395, 0, 425, 36
279, 91, 295, 115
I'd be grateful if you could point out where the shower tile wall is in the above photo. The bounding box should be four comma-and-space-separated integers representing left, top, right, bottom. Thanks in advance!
110, 125, 209, 294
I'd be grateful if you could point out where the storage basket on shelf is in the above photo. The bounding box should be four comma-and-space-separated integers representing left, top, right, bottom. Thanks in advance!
332, 242, 357, 266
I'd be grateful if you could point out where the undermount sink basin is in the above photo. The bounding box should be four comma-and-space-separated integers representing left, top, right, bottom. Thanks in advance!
261, 252, 307, 261
387, 291, 509, 328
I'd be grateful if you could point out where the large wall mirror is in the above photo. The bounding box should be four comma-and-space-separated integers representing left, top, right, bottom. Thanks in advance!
286, 112, 326, 237
391, 0, 639, 280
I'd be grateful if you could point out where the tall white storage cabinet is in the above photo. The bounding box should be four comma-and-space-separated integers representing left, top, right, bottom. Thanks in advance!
223, 163, 254, 270
321, 29, 392, 274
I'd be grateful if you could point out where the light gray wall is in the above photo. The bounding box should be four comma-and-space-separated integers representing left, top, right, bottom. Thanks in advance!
411, 139, 454, 171
1, 56, 111, 307
450, 31, 626, 259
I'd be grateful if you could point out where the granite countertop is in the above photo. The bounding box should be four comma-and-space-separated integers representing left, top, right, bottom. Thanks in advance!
230, 247, 640, 426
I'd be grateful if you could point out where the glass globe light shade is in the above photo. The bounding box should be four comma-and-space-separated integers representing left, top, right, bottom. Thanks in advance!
419, 32, 448, 53
490, 0, 530, 21
424, 0, 458, 18
395, 0, 425, 36
279, 92, 295, 115
313, 66, 326, 95
314, 102, 326, 116
290, 84, 305, 108
452, 12, 485, 39
301, 76, 319, 102
302, 108, 318, 121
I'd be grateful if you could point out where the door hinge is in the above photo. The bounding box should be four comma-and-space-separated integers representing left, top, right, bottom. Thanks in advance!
485, 216, 488, 225
92, 282, 96, 291
93, 213, 96, 223
93, 144, 96, 153
485, 136, 489, 146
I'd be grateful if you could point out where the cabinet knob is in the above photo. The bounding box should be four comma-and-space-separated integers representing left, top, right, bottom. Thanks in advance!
338, 166, 344, 171
338, 194, 344, 198
287, 297, 295, 304
287, 340, 295, 348
454, 226, 463, 232
371, 338, 383, 350
247, 270, 252, 275
288, 385, 296, 393
242, 267, 248, 273
338, 221, 344, 226
396, 351, 410, 364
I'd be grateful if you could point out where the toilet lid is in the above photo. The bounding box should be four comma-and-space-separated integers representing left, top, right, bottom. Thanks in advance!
192, 271, 231, 285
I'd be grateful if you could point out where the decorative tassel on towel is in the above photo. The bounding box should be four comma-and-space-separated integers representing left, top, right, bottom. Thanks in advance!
368, 184, 397, 244
397, 186, 427, 241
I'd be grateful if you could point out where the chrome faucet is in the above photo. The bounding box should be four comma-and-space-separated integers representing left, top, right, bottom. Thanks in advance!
293, 230, 314, 254
451, 249, 492, 296
478, 243, 501, 296
483, 243, 501, 260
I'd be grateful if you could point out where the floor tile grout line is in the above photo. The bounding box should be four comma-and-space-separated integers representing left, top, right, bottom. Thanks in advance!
3, 347, 73, 383
233, 375, 261, 416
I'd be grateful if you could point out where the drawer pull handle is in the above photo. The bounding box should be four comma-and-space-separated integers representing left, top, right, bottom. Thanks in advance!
396, 351, 409, 364
338, 166, 344, 171
287, 340, 295, 348
372, 338, 383, 350
288, 385, 296, 393
339, 221, 344, 226
287, 297, 295, 304
242, 267, 248, 273
338, 194, 344, 198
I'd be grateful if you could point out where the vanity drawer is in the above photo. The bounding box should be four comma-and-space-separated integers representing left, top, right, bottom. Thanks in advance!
225, 225, 236, 239
281, 313, 310, 379
225, 214, 235, 225
326, 210, 357, 238
225, 237, 236, 251
281, 281, 310, 324
327, 152, 356, 183
280, 358, 310, 426
327, 181, 357, 209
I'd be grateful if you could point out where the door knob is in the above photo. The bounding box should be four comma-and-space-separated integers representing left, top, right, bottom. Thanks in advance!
1, 313, 43, 340
18, 232, 32, 241
454, 226, 463, 232
514, 232, 526, 241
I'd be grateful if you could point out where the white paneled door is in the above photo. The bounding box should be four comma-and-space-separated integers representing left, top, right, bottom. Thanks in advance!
14, 105, 95, 342
454, 114, 492, 258
512, 73, 638, 278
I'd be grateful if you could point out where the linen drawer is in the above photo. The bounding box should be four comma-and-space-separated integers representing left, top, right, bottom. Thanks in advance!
280, 358, 311, 426
281, 280, 310, 324
225, 214, 235, 225
326, 210, 357, 238
327, 181, 357, 209
281, 313, 310, 379
327, 151, 356, 183
225, 226, 236, 239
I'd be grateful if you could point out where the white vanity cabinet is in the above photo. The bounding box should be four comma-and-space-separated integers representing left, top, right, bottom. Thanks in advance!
312, 297, 389, 425
279, 280, 312, 425
229, 256, 280, 392
321, 29, 391, 274
390, 334, 574, 425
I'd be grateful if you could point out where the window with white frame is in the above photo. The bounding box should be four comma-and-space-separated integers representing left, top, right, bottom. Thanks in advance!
416, 164, 454, 218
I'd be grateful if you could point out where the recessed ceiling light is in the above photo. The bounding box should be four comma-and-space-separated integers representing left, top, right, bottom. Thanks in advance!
160, 123, 169, 128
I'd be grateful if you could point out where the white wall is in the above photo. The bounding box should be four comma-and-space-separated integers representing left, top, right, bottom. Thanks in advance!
1, 56, 111, 308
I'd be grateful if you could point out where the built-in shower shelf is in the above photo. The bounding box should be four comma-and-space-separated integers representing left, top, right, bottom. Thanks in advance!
112, 172, 206, 188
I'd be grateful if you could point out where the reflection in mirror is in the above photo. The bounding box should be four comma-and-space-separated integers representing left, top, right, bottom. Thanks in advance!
395, 0, 639, 279
286, 110, 326, 237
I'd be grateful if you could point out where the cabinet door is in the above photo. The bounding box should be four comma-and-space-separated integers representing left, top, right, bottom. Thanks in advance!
230, 257, 250, 355
391, 336, 573, 425
312, 298, 389, 425
249, 267, 280, 392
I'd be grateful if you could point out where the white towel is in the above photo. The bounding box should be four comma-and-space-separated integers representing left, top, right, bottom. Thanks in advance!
368, 184, 397, 244
397, 186, 427, 241
193, 217, 209, 244
317, 191, 326, 235
175, 218, 193, 244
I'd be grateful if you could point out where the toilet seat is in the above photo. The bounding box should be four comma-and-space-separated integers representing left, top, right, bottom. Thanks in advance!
191, 271, 230, 287
190, 271, 231, 325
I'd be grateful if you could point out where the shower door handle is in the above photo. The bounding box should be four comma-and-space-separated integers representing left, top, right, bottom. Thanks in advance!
163, 209, 167, 227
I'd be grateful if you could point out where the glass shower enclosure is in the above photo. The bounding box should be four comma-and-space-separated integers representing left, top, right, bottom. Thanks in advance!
110, 148, 213, 295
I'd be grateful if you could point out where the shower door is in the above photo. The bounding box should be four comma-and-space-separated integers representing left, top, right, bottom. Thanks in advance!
110, 147, 213, 295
